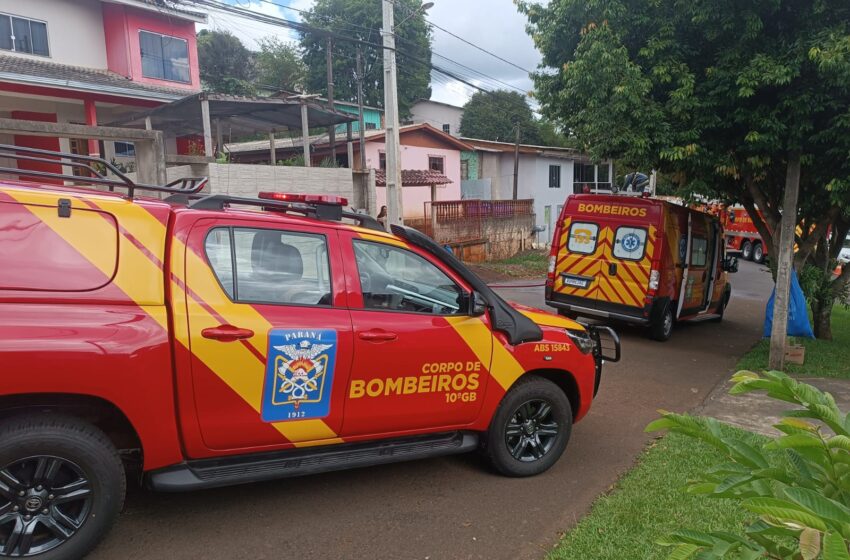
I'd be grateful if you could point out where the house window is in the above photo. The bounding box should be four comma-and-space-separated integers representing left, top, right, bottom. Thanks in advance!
549, 164, 561, 189
114, 142, 135, 157
139, 30, 190, 83
597, 164, 611, 190
460, 160, 469, 180
442, 124, 451, 134
0, 14, 49, 56
428, 156, 444, 174
378, 152, 386, 171
365, 122, 377, 130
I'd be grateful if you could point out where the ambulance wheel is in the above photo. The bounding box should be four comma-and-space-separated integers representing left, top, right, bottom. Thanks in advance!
484, 377, 572, 477
752, 243, 765, 264
650, 305, 674, 342
0, 414, 125, 560
741, 241, 753, 261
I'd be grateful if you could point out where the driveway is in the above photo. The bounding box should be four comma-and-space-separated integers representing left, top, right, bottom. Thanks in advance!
92, 262, 772, 560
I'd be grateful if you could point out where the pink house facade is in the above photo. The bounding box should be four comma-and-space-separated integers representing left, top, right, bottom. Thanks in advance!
0, 0, 204, 169
361, 124, 472, 219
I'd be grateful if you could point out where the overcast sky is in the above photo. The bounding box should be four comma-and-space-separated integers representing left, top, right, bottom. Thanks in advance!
198, 0, 543, 108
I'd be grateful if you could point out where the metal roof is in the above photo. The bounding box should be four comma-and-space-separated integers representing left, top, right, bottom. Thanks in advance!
108, 92, 357, 137
0, 55, 193, 102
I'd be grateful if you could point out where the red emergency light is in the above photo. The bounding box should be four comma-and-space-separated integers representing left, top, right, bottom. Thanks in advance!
258, 192, 348, 206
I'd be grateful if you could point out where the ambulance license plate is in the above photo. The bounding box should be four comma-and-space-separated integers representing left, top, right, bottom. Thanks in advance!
562, 274, 591, 289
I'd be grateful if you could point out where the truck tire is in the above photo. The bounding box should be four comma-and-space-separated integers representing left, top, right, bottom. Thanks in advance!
484, 377, 572, 477
741, 240, 753, 261
649, 303, 674, 341
752, 242, 765, 264
0, 414, 125, 560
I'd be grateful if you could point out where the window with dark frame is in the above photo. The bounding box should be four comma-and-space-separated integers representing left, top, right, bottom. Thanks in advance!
365, 122, 377, 130
549, 164, 561, 189
428, 156, 444, 174
442, 124, 451, 134
139, 30, 190, 83
378, 152, 386, 171
0, 14, 49, 56
460, 160, 469, 181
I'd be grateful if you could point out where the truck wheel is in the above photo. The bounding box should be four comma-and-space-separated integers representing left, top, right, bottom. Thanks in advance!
752, 243, 765, 264
0, 414, 125, 560
484, 377, 572, 477
649, 304, 674, 341
741, 240, 753, 261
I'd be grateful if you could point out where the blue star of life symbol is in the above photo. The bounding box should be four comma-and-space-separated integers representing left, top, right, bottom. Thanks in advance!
621, 232, 641, 253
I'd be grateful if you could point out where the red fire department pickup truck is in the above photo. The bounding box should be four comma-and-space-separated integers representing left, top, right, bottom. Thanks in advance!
0, 146, 617, 559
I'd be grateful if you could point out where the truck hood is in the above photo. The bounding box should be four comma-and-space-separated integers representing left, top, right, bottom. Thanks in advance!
508, 302, 584, 331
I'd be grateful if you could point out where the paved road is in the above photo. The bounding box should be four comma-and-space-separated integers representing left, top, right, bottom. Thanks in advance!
92, 262, 772, 560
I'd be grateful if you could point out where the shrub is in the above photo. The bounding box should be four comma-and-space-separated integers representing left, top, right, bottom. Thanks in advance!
646, 370, 850, 559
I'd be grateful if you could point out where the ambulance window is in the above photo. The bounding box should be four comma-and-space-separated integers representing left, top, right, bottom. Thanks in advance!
352, 240, 465, 316
691, 237, 709, 267
567, 222, 599, 254
613, 227, 647, 261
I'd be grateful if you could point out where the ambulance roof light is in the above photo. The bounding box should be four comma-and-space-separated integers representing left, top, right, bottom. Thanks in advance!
258, 192, 348, 206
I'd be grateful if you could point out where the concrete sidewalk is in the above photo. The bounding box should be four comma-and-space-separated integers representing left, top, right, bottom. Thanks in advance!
697, 376, 850, 436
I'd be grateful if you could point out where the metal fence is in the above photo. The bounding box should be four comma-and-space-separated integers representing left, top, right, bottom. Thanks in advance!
423, 199, 534, 242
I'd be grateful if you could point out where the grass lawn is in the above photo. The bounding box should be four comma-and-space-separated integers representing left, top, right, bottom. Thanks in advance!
472, 250, 549, 279
547, 432, 754, 560
735, 305, 850, 378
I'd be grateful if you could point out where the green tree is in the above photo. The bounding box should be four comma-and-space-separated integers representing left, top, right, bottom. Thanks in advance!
519, 0, 850, 339
197, 30, 255, 95
255, 37, 306, 92
299, 0, 432, 116
459, 90, 541, 144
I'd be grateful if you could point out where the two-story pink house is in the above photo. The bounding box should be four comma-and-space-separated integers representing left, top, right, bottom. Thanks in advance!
0, 0, 204, 173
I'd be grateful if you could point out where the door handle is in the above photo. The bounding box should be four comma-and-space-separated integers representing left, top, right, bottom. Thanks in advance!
201, 324, 255, 342
358, 330, 398, 342
608, 263, 617, 276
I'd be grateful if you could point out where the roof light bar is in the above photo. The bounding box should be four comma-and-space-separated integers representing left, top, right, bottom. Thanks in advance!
258, 192, 348, 206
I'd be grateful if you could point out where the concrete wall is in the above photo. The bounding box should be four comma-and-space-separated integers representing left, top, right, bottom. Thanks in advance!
158, 163, 355, 202
409, 101, 463, 137
0, 0, 107, 69
521, 156, 574, 243
364, 141, 462, 219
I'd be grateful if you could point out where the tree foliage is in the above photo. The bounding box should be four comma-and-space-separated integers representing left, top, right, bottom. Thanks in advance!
255, 37, 307, 92
299, 0, 432, 116
459, 90, 541, 143
197, 30, 255, 95
519, 0, 850, 337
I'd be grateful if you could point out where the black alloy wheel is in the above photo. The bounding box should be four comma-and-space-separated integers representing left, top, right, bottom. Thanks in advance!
505, 400, 560, 462
0, 415, 125, 560
484, 377, 572, 477
0, 457, 93, 557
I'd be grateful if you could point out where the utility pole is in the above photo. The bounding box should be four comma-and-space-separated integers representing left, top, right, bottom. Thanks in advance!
382, 0, 403, 228
326, 36, 336, 165
768, 151, 802, 369
356, 46, 366, 172
512, 120, 520, 200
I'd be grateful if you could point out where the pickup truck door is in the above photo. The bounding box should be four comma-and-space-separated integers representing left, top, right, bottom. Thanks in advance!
337, 231, 492, 438
177, 217, 353, 455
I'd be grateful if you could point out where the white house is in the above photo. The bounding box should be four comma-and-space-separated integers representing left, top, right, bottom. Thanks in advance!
408, 99, 464, 137
461, 137, 614, 245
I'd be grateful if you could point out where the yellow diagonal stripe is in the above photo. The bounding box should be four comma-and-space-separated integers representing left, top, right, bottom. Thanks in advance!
446, 316, 523, 391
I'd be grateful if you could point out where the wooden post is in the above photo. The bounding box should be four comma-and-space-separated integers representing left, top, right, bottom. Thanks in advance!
768, 151, 802, 370
512, 122, 520, 200
300, 102, 310, 167
269, 131, 276, 166
430, 183, 438, 239
346, 122, 354, 169
200, 96, 213, 158
214, 118, 223, 159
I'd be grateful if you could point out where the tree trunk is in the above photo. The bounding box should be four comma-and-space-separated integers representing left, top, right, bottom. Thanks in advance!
812, 297, 834, 340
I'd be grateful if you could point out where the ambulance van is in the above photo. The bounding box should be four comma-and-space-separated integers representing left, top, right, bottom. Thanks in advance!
545, 194, 738, 341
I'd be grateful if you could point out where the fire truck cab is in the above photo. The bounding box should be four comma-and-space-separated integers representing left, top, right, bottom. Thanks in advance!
546, 194, 738, 341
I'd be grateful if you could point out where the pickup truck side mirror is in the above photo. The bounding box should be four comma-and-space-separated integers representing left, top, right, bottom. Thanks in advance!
722, 255, 739, 273
470, 291, 488, 316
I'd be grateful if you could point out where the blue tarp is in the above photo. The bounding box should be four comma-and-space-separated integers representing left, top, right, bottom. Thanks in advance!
764, 269, 815, 338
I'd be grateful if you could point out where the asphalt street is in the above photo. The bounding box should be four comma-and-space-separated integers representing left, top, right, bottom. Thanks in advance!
91, 261, 773, 560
